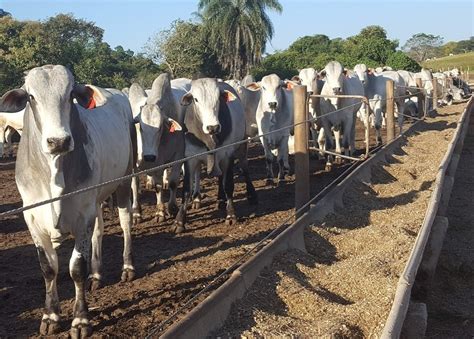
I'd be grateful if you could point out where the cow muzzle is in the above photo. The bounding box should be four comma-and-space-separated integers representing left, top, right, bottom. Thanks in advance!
332, 87, 341, 95
206, 124, 221, 135
268, 102, 278, 110
46, 135, 72, 155
144, 154, 156, 163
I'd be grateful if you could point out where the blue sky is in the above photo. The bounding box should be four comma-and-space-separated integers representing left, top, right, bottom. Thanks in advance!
3, 0, 473, 55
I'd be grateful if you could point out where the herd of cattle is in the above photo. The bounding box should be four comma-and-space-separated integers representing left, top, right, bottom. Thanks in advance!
0, 62, 471, 337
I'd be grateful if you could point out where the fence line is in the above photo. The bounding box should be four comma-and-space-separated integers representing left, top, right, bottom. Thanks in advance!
144, 144, 374, 338
0, 78, 458, 219
0, 100, 364, 219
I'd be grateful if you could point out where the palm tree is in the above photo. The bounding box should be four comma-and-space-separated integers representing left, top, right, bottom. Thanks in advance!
198, 0, 282, 79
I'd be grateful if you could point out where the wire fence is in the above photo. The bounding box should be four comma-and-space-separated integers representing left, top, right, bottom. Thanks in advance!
0, 99, 364, 220
0, 76, 460, 220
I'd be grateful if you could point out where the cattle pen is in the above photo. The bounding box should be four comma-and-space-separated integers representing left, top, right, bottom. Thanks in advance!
0, 84, 472, 337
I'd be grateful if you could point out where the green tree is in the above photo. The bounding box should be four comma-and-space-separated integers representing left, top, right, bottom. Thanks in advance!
385, 51, 421, 72
198, 0, 282, 78
346, 25, 398, 66
453, 36, 474, 53
403, 33, 444, 62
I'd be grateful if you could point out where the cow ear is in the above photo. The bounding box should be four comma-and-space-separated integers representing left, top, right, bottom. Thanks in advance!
291, 75, 301, 83
343, 69, 348, 76
221, 90, 237, 103
181, 92, 193, 106
282, 80, 296, 90
319, 70, 326, 78
0, 89, 28, 113
167, 118, 182, 132
72, 84, 96, 109
246, 82, 261, 91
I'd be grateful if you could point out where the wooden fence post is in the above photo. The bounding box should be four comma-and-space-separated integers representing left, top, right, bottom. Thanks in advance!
294, 85, 310, 217
416, 78, 425, 118
386, 79, 395, 142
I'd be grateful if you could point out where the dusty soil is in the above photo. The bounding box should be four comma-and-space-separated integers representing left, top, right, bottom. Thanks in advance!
215, 102, 467, 338
425, 107, 474, 338
0, 120, 386, 337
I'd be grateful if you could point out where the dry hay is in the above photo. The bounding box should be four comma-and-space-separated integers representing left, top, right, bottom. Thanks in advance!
215, 103, 466, 338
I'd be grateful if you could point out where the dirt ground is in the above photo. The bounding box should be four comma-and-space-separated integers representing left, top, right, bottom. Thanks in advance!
215, 102, 467, 338
0, 120, 387, 337
425, 106, 474, 338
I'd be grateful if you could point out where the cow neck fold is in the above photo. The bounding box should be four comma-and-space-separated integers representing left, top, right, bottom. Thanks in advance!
15, 103, 92, 230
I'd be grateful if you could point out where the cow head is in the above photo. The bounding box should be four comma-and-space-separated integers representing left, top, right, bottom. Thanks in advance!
298, 68, 319, 95
0, 65, 97, 156
181, 78, 236, 135
322, 61, 345, 109
354, 64, 368, 86
135, 73, 182, 165
249, 74, 287, 113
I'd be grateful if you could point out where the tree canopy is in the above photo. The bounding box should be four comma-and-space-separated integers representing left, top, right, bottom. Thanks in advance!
0, 13, 161, 93
197, 0, 282, 78
403, 33, 444, 62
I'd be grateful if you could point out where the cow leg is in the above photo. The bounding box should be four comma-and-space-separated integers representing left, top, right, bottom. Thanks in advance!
238, 147, 258, 205
153, 171, 166, 223
262, 141, 274, 186
131, 175, 142, 225
69, 225, 93, 339
167, 164, 181, 216
395, 100, 405, 134
222, 158, 237, 226
277, 137, 290, 184
89, 206, 104, 291
116, 181, 135, 282
163, 168, 169, 190
317, 128, 326, 160
191, 166, 201, 210
36, 236, 61, 335
217, 174, 226, 210
4, 127, 13, 158
373, 99, 383, 146
174, 161, 193, 234
333, 126, 342, 164
145, 175, 155, 190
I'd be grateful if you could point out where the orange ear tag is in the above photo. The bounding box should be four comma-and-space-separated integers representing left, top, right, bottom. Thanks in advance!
169, 124, 176, 133
87, 96, 96, 109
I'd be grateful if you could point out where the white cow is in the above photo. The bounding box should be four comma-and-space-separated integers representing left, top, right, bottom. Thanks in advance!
247, 74, 294, 185
173, 79, 257, 233
130, 74, 189, 224
318, 61, 364, 169
292, 68, 327, 156
0, 108, 24, 157
0, 65, 135, 338
355, 65, 407, 144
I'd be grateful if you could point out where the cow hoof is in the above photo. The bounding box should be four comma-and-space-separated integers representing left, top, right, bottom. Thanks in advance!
335, 157, 342, 165
172, 222, 185, 234
163, 182, 169, 190
217, 200, 226, 210
325, 164, 332, 172
265, 178, 274, 186
191, 201, 201, 210
70, 321, 92, 339
121, 268, 135, 282
40, 318, 60, 335
156, 215, 166, 223
225, 215, 237, 226
88, 277, 102, 292
278, 179, 286, 186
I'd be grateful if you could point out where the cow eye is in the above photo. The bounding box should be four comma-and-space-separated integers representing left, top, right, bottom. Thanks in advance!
194, 98, 198, 103
262, 86, 266, 90
29, 94, 35, 101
